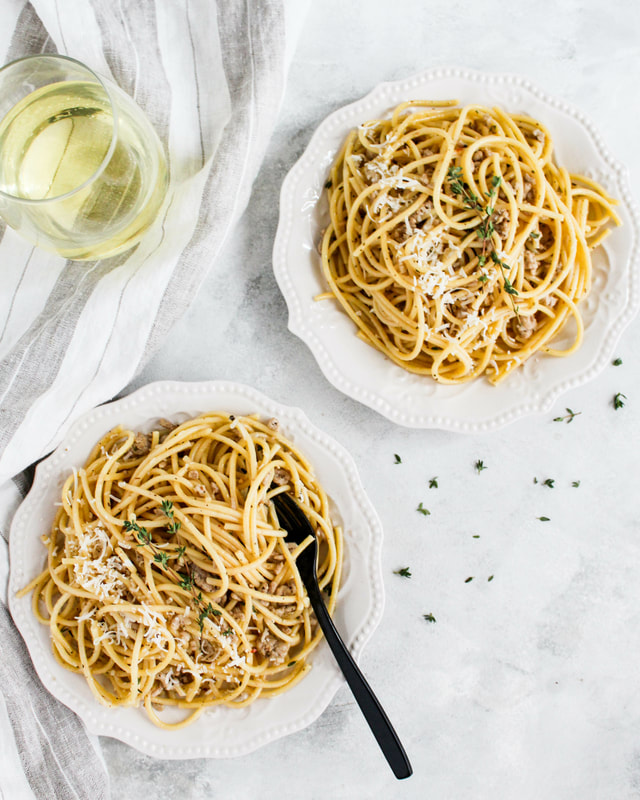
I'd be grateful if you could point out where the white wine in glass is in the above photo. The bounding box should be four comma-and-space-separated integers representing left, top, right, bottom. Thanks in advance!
0, 55, 168, 260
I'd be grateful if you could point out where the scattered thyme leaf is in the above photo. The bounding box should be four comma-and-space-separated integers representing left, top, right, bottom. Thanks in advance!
613, 392, 627, 410
417, 502, 431, 516
464, 576, 474, 583
537, 516, 550, 522
394, 453, 402, 464
571, 480, 581, 488
324, 179, 332, 189
553, 408, 581, 423
423, 613, 436, 623
542, 478, 555, 488
487, 575, 494, 582
429, 477, 438, 489
475, 460, 487, 473
176, 545, 186, 558
472, 535, 480, 539
394, 567, 412, 578
287, 661, 296, 667
612, 357, 622, 366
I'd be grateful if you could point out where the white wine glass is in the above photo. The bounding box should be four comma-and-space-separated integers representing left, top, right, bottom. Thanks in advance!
0, 54, 168, 260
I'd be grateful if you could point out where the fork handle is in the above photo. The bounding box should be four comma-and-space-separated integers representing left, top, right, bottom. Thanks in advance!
307, 584, 413, 780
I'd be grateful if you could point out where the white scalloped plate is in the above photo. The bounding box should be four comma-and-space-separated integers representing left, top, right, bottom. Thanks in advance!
273, 67, 640, 431
8, 380, 384, 759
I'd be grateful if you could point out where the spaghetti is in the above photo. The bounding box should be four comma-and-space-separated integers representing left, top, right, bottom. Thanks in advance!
19, 412, 342, 729
320, 100, 620, 384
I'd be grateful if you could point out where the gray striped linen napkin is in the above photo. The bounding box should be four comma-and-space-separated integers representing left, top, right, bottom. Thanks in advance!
0, 1, 307, 797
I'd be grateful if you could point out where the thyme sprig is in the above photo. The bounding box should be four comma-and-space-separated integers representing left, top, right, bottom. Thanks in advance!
124, 506, 220, 645
447, 166, 519, 317
553, 408, 581, 423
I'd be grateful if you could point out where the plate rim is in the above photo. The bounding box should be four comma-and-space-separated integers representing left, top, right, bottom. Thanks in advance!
8, 379, 385, 758
272, 65, 640, 431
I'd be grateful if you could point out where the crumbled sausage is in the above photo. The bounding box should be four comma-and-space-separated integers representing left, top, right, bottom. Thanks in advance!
256, 628, 290, 666
128, 433, 151, 458
514, 314, 537, 340
273, 581, 297, 617
187, 469, 199, 480
199, 638, 221, 662
524, 250, 540, 276
272, 467, 291, 486
408, 199, 434, 228
158, 418, 177, 431
191, 564, 217, 590
169, 613, 190, 635
492, 208, 510, 240
523, 172, 535, 202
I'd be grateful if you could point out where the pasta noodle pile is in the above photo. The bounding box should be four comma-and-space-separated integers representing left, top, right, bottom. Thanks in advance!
320, 100, 620, 384
20, 412, 342, 729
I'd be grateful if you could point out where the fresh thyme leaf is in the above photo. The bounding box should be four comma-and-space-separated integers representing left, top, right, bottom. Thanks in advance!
166, 520, 181, 536
475, 459, 487, 473
612, 357, 623, 366
417, 502, 431, 516
394, 567, 412, 578
428, 477, 438, 489
324, 179, 332, 189
542, 478, 555, 488
537, 516, 550, 522
423, 613, 436, 623
179, 574, 194, 591
488, 575, 494, 582
503, 278, 518, 295
571, 480, 581, 488
528, 231, 540, 239
222, 629, 233, 637
553, 408, 581, 423
394, 453, 402, 464
533, 477, 538, 484
478, 274, 488, 283
153, 552, 169, 568
464, 576, 474, 583
161, 499, 174, 519
176, 545, 186, 558
478, 255, 487, 267
287, 660, 296, 667
472, 534, 480, 539
613, 392, 627, 410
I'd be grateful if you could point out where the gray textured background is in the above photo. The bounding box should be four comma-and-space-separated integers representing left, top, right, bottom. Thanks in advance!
110, 1, 640, 798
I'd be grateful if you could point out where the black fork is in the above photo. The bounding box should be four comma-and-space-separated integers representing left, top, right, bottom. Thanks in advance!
272, 492, 413, 780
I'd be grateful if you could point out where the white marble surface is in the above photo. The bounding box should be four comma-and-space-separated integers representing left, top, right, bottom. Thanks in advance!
105, 1, 640, 798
